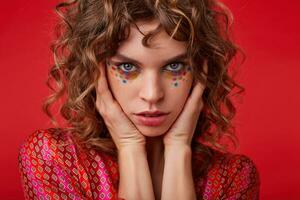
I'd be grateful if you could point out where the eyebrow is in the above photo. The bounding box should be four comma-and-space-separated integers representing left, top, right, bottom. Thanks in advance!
109, 52, 188, 66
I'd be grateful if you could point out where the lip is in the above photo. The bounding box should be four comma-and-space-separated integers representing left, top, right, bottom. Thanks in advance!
134, 111, 169, 126
136, 110, 168, 115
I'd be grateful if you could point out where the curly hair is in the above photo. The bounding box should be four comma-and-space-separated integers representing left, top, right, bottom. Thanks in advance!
43, 0, 244, 174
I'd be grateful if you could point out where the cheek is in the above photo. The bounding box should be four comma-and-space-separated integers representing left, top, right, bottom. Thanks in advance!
164, 68, 193, 113
107, 66, 135, 112
166, 79, 192, 103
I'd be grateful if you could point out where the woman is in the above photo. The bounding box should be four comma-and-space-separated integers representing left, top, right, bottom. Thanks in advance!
18, 0, 260, 199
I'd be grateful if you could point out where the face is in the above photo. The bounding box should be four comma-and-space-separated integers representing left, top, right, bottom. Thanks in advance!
106, 20, 194, 137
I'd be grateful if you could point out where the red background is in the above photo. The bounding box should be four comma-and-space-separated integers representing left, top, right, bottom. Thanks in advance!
1, 0, 299, 199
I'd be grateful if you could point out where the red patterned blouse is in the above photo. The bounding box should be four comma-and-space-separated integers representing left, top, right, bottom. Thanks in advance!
18, 128, 260, 199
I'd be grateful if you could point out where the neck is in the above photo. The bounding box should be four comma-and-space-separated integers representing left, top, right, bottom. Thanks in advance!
145, 135, 164, 167
145, 135, 165, 200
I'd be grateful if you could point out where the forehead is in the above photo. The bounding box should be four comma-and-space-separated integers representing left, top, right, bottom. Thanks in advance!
116, 20, 188, 56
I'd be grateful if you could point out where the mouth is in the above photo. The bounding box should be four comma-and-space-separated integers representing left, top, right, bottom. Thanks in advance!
134, 111, 169, 126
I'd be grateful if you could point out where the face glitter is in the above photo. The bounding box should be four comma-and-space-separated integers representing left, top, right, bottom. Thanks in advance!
107, 59, 192, 86
107, 62, 139, 84
166, 65, 192, 87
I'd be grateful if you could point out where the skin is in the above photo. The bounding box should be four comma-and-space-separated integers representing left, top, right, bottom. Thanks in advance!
106, 19, 194, 138
96, 19, 206, 200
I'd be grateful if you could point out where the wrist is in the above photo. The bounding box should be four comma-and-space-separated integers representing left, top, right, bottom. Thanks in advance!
118, 144, 147, 155
164, 144, 192, 157
163, 137, 192, 148
164, 142, 191, 150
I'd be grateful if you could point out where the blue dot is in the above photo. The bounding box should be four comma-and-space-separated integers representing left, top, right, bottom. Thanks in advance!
122, 80, 127, 83
174, 82, 178, 87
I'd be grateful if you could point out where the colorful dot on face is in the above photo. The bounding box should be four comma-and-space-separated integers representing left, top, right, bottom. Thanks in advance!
115, 68, 139, 82
166, 65, 192, 88
122, 80, 127, 84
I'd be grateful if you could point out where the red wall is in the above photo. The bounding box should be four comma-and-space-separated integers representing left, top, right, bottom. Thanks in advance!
1, 0, 299, 199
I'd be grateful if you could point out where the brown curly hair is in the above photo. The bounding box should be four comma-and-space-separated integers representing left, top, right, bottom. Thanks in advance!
43, 0, 244, 173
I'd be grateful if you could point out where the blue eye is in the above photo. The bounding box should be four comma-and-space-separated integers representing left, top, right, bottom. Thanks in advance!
165, 62, 185, 72
118, 63, 137, 73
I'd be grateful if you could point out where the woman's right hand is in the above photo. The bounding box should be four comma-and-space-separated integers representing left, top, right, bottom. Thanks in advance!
95, 61, 146, 150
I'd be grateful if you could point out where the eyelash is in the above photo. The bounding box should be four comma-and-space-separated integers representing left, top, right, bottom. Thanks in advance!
114, 62, 187, 74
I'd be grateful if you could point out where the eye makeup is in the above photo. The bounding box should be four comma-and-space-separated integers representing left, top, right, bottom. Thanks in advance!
107, 61, 139, 84
164, 65, 192, 87
107, 60, 192, 86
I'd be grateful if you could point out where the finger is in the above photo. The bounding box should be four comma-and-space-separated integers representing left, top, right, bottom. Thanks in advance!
172, 81, 205, 130
185, 81, 205, 113
96, 62, 131, 121
96, 61, 114, 102
188, 60, 207, 103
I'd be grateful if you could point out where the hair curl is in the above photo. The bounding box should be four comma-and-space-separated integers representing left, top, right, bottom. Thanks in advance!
43, 0, 244, 175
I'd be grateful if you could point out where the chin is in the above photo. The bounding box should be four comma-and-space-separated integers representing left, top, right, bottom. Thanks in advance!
137, 125, 169, 137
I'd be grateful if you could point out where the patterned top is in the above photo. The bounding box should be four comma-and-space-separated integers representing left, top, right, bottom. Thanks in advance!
18, 128, 260, 200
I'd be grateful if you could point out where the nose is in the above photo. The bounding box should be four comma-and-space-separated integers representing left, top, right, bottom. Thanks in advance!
138, 72, 164, 104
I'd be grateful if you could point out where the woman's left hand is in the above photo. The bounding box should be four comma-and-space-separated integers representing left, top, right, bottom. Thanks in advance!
163, 81, 205, 147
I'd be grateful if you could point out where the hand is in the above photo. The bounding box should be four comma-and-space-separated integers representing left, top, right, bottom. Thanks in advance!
163, 81, 205, 147
95, 62, 146, 150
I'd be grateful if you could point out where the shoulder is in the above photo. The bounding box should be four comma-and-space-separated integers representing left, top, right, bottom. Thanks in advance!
18, 128, 119, 199
195, 149, 260, 199
210, 150, 260, 177
18, 128, 73, 162
18, 127, 117, 175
